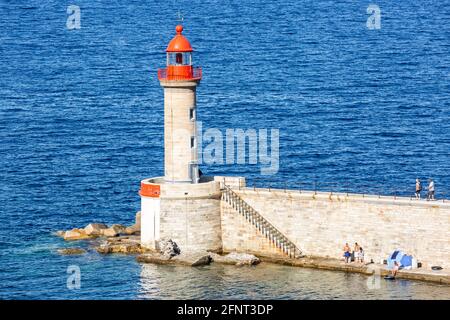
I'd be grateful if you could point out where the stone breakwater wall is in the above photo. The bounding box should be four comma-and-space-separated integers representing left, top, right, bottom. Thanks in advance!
140, 177, 223, 252
159, 196, 222, 252
221, 187, 450, 269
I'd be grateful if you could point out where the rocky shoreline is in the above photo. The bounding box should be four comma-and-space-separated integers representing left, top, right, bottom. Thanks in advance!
54, 211, 260, 267
54, 212, 448, 284
136, 250, 261, 267
56, 212, 141, 241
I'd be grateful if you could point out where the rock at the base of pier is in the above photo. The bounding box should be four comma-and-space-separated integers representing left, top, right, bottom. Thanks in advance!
124, 225, 140, 235
84, 223, 108, 236
209, 252, 260, 266
101, 224, 126, 237
173, 251, 212, 266
63, 228, 91, 241
137, 251, 211, 267
56, 211, 141, 241
122, 212, 141, 235
227, 252, 261, 265
136, 253, 172, 264
158, 238, 181, 257
135, 211, 141, 228
57, 247, 86, 255
96, 242, 143, 254
95, 235, 144, 254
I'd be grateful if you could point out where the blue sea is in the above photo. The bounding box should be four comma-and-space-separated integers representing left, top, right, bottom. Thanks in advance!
0, 1, 449, 299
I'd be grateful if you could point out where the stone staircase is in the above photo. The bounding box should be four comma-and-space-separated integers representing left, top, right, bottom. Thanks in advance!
222, 185, 302, 258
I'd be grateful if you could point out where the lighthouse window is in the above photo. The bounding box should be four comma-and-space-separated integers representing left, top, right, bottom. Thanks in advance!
176, 53, 183, 64
190, 136, 195, 149
168, 52, 193, 66
189, 107, 195, 121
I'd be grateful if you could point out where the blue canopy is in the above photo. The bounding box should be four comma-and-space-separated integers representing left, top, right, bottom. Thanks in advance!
387, 250, 413, 269
400, 254, 413, 267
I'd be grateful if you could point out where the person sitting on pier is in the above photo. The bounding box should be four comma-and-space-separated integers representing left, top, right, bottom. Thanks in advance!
343, 243, 351, 263
391, 261, 400, 278
415, 178, 422, 199
427, 179, 435, 201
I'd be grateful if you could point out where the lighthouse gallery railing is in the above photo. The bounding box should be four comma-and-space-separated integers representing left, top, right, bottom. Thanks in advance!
157, 67, 202, 81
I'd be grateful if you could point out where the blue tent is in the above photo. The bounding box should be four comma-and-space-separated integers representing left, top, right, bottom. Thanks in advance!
387, 250, 403, 269
400, 254, 413, 268
387, 250, 413, 269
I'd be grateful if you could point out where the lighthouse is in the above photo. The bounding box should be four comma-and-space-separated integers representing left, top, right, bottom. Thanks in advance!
139, 25, 222, 252
159, 25, 202, 183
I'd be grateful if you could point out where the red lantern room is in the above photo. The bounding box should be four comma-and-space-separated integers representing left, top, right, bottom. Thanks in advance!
158, 25, 202, 81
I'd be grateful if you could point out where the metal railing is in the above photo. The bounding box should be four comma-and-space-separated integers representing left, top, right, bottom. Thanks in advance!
222, 185, 302, 258
247, 177, 447, 202
157, 67, 202, 81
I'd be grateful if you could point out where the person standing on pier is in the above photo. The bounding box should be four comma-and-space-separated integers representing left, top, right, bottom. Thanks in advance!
359, 247, 365, 264
415, 179, 422, 199
427, 179, 435, 201
354, 242, 361, 263
343, 243, 351, 263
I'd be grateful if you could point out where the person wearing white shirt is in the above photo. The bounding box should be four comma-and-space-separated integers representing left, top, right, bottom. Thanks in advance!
427, 179, 435, 200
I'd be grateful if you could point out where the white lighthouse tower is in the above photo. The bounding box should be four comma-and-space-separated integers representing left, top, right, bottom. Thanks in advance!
139, 25, 222, 252
159, 25, 201, 183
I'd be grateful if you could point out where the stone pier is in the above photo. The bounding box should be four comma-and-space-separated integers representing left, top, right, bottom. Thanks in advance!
222, 185, 450, 270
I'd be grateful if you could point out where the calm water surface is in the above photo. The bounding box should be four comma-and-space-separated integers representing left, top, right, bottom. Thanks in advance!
2, 236, 450, 299
0, 0, 449, 299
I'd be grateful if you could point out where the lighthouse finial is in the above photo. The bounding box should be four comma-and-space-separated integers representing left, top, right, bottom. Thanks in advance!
176, 10, 184, 23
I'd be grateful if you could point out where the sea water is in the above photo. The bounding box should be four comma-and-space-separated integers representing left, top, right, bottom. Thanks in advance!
0, 0, 449, 299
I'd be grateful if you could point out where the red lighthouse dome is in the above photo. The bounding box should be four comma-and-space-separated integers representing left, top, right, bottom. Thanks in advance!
158, 25, 202, 81
166, 25, 193, 52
